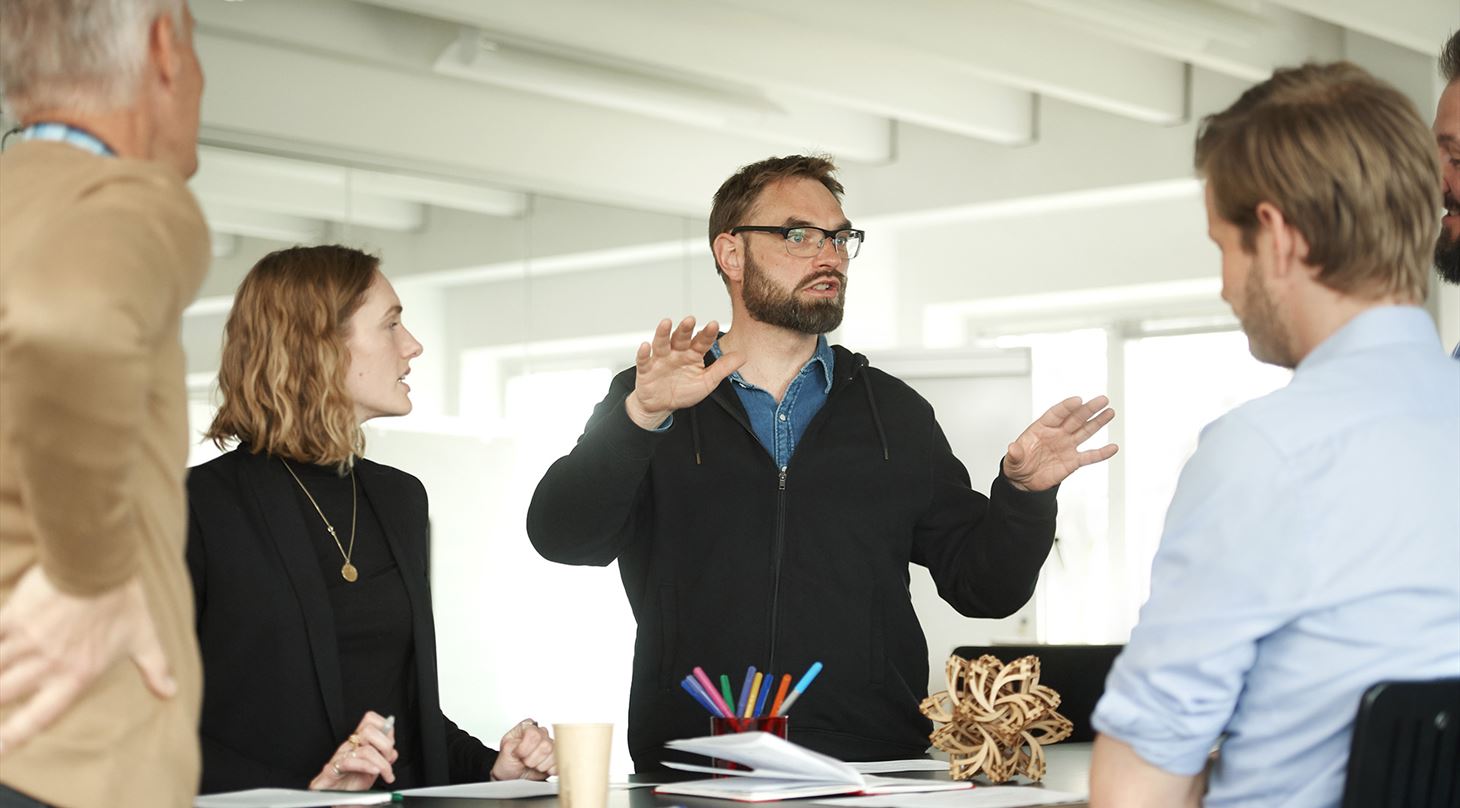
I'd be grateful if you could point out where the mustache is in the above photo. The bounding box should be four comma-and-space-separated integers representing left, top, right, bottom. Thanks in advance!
800, 271, 847, 289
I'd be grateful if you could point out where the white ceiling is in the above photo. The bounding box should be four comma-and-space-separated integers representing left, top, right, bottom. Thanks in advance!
170, 0, 1455, 377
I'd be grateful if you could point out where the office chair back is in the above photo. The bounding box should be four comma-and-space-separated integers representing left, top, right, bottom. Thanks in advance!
950, 644, 1123, 743
1340, 677, 1460, 808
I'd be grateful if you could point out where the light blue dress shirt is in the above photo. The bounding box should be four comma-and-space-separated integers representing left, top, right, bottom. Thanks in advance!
711, 335, 835, 469
1094, 306, 1460, 808
20, 123, 114, 156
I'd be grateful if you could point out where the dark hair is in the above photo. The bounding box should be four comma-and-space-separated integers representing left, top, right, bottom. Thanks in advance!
1442, 30, 1460, 83
1195, 62, 1437, 302
707, 155, 843, 279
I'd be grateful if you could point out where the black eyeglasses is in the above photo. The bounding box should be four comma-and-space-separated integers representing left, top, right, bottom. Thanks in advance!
730, 225, 865, 259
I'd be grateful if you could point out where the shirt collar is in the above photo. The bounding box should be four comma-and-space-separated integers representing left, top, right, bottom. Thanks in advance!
1298, 305, 1440, 372
20, 123, 115, 157
711, 334, 836, 394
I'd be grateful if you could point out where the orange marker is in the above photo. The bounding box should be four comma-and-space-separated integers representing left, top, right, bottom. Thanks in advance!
768, 673, 792, 718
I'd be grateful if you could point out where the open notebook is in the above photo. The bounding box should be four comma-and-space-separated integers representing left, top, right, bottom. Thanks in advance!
655, 731, 973, 802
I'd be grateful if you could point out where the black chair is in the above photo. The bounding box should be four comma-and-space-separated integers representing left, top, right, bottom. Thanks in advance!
950, 643, 1123, 743
1341, 677, 1460, 808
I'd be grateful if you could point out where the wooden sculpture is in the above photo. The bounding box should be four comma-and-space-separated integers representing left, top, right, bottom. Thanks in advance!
919, 653, 1074, 783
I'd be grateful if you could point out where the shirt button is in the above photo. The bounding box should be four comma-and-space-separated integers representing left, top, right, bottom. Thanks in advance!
778, 413, 787, 421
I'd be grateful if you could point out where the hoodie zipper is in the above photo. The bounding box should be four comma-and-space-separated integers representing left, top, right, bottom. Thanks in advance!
768, 466, 788, 675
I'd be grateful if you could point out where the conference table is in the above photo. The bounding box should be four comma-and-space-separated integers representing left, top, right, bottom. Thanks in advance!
390, 743, 1093, 808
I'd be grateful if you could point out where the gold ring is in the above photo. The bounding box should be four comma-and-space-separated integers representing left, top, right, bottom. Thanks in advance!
348, 734, 362, 747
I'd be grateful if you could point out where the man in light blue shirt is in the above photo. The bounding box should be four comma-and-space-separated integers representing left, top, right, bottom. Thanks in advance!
1090, 62, 1460, 808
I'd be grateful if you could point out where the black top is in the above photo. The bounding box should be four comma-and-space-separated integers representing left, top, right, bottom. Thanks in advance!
283, 459, 423, 787
188, 448, 498, 793
527, 344, 1059, 770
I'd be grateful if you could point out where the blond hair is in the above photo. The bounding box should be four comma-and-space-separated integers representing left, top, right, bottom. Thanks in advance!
206, 245, 378, 470
0, 0, 185, 118
1194, 62, 1439, 302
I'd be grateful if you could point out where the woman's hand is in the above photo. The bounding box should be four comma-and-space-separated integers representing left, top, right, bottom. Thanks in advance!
308, 711, 398, 791
490, 718, 556, 781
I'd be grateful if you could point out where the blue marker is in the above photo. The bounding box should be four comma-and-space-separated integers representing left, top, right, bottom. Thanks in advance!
681, 676, 722, 716
735, 665, 757, 718
753, 672, 773, 717
773, 661, 823, 716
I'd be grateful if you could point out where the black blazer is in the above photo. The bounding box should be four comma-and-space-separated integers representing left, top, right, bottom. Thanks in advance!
186, 448, 496, 793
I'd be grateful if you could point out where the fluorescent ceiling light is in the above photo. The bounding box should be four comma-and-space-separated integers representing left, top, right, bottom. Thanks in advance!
434, 29, 780, 129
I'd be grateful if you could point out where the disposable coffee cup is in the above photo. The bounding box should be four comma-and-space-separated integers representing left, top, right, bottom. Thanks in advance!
553, 722, 612, 808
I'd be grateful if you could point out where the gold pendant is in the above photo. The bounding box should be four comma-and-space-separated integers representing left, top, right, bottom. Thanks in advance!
341, 563, 359, 582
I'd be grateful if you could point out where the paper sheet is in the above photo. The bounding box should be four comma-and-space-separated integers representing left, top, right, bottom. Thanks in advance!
818, 785, 1086, 807
394, 779, 559, 799
194, 789, 392, 808
848, 759, 951, 773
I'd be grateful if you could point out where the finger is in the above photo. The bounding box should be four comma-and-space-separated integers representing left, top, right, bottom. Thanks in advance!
351, 742, 395, 784
0, 674, 83, 752
522, 737, 554, 770
0, 655, 49, 706
1068, 407, 1116, 445
1039, 396, 1084, 426
0, 628, 29, 671
704, 351, 747, 388
332, 753, 384, 787
648, 318, 673, 356
668, 316, 697, 351
1058, 396, 1111, 432
633, 341, 652, 372
1005, 441, 1026, 468
1078, 443, 1119, 466
128, 620, 177, 700
689, 320, 721, 353
356, 725, 397, 759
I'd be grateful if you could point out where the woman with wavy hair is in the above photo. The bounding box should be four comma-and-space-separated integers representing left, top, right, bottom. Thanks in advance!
187, 245, 554, 793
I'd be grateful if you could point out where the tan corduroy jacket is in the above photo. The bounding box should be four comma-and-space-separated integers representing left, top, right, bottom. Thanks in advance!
0, 141, 209, 808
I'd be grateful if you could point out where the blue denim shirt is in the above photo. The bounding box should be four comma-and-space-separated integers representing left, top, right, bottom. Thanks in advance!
710, 335, 835, 470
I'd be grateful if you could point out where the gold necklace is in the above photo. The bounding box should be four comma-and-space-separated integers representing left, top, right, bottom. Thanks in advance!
282, 460, 359, 582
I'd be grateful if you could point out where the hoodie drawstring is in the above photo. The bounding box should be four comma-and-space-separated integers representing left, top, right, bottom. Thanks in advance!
860, 371, 890, 461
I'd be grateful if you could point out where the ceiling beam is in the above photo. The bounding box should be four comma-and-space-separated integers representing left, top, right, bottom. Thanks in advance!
1264, 0, 1456, 56
355, 0, 1037, 144
722, 0, 1190, 124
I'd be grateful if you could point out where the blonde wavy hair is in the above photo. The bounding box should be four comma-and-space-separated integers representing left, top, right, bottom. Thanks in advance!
1195, 62, 1438, 302
206, 245, 379, 470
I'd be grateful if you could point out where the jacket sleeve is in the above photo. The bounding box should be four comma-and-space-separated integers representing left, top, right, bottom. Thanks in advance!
0, 172, 207, 595
525, 370, 668, 566
910, 417, 1058, 618
443, 715, 499, 784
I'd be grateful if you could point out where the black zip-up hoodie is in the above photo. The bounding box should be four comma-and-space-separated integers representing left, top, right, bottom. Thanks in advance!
527, 345, 1057, 771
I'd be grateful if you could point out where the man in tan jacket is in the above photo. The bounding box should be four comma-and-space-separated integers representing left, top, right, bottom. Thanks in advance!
0, 1, 209, 806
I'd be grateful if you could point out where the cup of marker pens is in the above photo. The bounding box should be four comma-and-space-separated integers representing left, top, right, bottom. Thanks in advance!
681, 662, 822, 773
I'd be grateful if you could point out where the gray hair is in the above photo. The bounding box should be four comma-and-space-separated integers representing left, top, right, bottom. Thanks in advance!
0, 0, 186, 118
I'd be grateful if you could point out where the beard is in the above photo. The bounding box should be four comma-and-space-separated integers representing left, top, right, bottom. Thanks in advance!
741, 252, 847, 335
1237, 265, 1297, 369
1436, 198, 1460, 285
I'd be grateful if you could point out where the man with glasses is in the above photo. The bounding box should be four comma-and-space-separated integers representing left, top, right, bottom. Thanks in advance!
529, 154, 1117, 770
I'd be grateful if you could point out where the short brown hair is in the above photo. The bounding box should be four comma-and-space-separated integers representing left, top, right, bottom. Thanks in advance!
206, 245, 378, 470
1194, 62, 1438, 303
708, 154, 844, 278
1442, 30, 1460, 83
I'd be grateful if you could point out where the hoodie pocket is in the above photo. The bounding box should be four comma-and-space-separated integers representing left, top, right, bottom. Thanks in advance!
658, 583, 678, 689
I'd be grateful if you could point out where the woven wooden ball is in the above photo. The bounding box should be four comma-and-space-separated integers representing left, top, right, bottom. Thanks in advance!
919, 653, 1073, 783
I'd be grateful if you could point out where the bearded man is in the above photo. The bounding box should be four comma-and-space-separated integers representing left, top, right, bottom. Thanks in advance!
528, 154, 1117, 771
